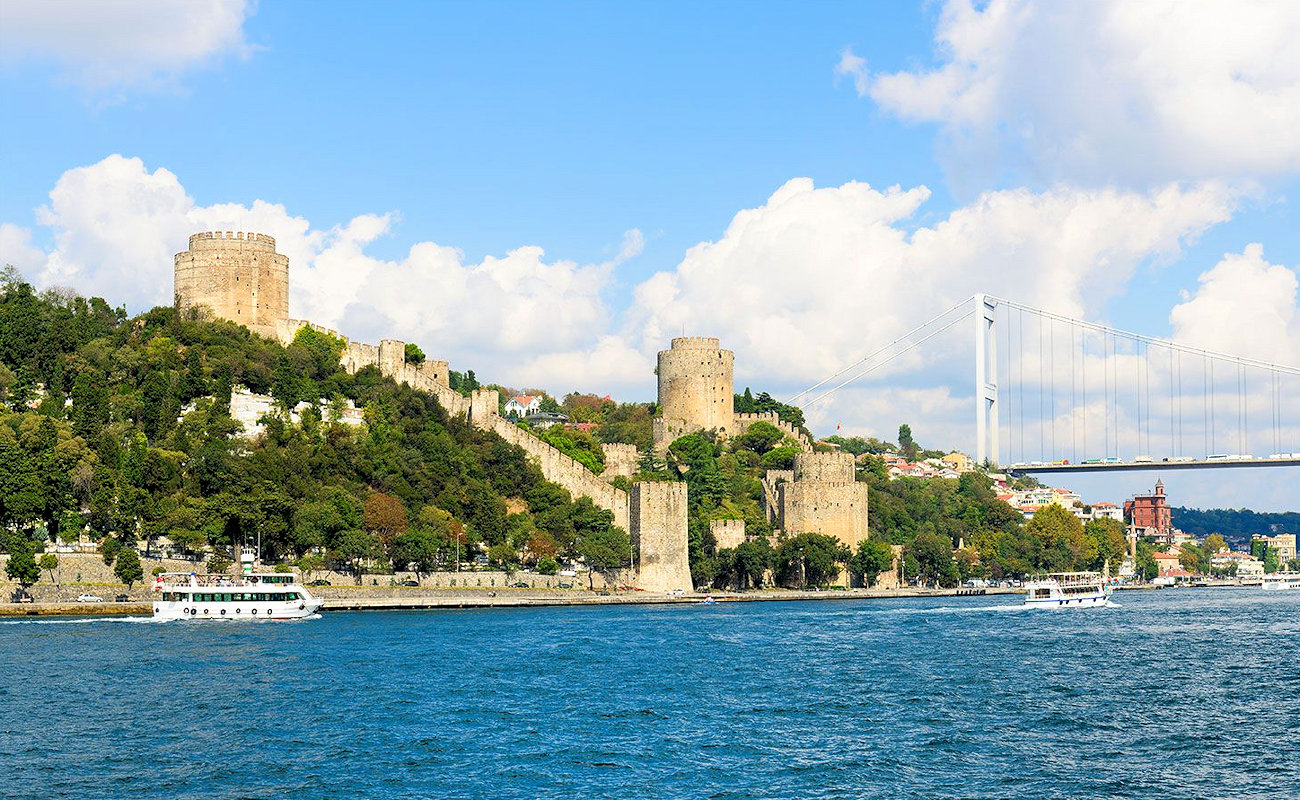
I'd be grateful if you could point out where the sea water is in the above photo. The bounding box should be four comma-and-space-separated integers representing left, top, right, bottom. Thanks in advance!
2, 589, 1297, 799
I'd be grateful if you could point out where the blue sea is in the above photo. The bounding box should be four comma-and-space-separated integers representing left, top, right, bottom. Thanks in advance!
2, 589, 1297, 799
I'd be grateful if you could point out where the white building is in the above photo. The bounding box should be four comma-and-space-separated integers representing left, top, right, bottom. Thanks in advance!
504, 395, 542, 418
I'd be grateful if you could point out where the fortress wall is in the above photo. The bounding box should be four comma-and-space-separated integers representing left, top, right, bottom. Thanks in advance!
485, 414, 631, 532
630, 482, 692, 593
600, 443, 639, 480
469, 389, 499, 428
710, 518, 746, 551
761, 469, 794, 523
733, 412, 812, 451
275, 318, 345, 347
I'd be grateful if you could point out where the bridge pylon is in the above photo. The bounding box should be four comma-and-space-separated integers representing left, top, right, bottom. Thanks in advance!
974, 294, 999, 468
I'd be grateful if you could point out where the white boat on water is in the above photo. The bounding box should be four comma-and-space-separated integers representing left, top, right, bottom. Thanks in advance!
1261, 572, 1300, 591
1023, 572, 1112, 608
153, 571, 323, 620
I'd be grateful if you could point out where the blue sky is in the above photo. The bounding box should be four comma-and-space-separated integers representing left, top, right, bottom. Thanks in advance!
2, 0, 1299, 511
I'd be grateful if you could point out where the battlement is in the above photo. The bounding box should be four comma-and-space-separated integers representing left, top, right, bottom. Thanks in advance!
794, 451, 856, 484
187, 231, 278, 251
669, 336, 722, 350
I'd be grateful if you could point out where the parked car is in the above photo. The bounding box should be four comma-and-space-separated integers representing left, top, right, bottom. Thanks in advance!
11, 589, 34, 603
510, 582, 529, 588
307, 579, 331, 587
398, 579, 419, 587
76, 593, 103, 603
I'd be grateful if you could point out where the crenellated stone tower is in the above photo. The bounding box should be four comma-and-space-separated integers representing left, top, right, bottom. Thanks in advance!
777, 452, 869, 550
174, 231, 290, 338
653, 336, 735, 452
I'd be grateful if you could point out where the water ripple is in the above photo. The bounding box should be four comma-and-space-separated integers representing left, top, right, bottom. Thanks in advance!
1, 589, 1297, 799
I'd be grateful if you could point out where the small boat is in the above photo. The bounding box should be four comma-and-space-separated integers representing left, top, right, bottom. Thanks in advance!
699, 596, 716, 605
1023, 572, 1111, 609
1261, 572, 1300, 591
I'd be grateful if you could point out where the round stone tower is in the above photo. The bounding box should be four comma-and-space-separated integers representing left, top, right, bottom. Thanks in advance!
654, 336, 734, 451
174, 231, 289, 338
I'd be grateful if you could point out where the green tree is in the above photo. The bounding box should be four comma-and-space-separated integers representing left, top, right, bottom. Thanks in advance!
776, 533, 849, 589
403, 343, 425, 365
732, 422, 786, 455
5, 541, 40, 588
898, 424, 919, 461
392, 527, 441, 583
906, 530, 958, 587
114, 547, 143, 588
39, 552, 58, 585
1083, 518, 1128, 572
732, 537, 775, 590
850, 538, 895, 587
1025, 504, 1087, 572
577, 526, 631, 589
208, 550, 232, 574
331, 529, 378, 584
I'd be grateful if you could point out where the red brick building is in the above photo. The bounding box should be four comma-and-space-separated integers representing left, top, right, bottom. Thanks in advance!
1124, 479, 1173, 540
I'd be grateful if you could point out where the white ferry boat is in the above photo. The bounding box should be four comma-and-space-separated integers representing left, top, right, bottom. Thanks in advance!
1023, 572, 1112, 608
152, 572, 323, 620
1261, 572, 1300, 591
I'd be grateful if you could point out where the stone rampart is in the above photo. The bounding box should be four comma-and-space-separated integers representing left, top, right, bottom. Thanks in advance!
733, 411, 812, 451
486, 414, 631, 532
600, 443, 639, 480
630, 482, 692, 592
710, 518, 746, 550
762, 469, 794, 522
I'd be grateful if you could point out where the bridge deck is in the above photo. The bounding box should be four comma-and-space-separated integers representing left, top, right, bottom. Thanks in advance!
1006, 457, 1300, 474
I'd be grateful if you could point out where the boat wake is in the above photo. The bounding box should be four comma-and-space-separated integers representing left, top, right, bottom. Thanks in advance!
0, 615, 169, 626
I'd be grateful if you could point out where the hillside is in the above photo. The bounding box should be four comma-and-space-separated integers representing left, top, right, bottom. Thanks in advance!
3, 267, 1164, 590
0, 269, 628, 582
1171, 507, 1300, 545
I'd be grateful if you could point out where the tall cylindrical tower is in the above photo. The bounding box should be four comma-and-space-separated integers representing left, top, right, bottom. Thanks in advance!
654, 336, 734, 450
174, 231, 289, 337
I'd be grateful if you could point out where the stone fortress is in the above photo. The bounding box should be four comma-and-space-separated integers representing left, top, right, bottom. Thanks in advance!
651, 337, 868, 559
174, 232, 289, 339
174, 232, 873, 590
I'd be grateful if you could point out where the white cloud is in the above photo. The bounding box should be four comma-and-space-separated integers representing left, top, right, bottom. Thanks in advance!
834, 47, 869, 97
1170, 244, 1300, 364
0, 0, 254, 91
619, 177, 1235, 390
0, 223, 44, 274
12, 154, 629, 390
866, 0, 1300, 185
6, 156, 1261, 443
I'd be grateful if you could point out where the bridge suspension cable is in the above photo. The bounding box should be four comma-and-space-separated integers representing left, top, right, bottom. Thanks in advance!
797, 293, 1299, 469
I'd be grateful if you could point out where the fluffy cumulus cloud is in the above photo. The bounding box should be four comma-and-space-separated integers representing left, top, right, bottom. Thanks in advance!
1170, 244, 1300, 364
865, 0, 1300, 185
3, 154, 632, 389
3, 157, 1247, 414
622, 177, 1235, 389
0, 0, 254, 91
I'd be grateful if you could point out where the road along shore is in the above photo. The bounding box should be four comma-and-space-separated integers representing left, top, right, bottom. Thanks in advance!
2, 581, 1251, 617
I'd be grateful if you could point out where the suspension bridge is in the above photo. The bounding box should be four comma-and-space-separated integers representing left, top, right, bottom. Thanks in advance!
793, 294, 1300, 474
